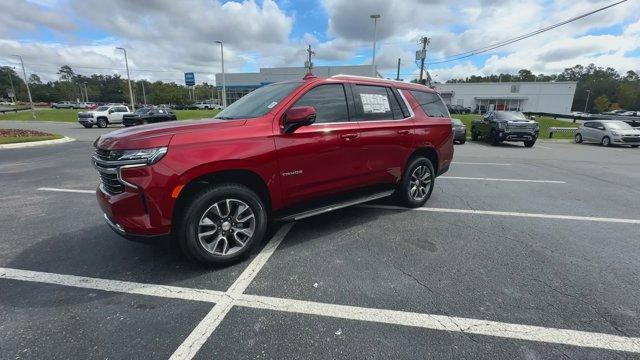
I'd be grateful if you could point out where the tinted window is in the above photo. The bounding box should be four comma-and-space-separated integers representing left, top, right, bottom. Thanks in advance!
605, 121, 632, 130
293, 84, 349, 124
495, 112, 526, 120
393, 88, 410, 117
385, 88, 404, 120
583, 122, 594, 128
409, 91, 449, 118
354, 85, 394, 121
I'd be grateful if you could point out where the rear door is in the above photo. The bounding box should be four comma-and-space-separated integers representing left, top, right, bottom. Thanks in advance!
351, 84, 414, 185
274, 83, 362, 205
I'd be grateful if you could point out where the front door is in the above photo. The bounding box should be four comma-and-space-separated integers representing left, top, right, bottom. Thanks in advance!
274, 83, 362, 205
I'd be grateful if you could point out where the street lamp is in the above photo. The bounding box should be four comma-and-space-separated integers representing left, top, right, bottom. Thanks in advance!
83, 82, 89, 102
584, 89, 591, 113
370, 14, 381, 77
215, 40, 227, 108
11, 55, 35, 119
116, 47, 135, 111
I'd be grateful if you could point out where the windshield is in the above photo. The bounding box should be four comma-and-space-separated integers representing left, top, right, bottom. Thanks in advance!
451, 118, 464, 125
605, 121, 633, 130
215, 81, 302, 119
96, 106, 110, 111
135, 108, 151, 114
495, 112, 527, 120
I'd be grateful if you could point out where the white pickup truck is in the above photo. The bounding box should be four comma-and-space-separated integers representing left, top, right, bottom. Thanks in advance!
78, 105, 131, 128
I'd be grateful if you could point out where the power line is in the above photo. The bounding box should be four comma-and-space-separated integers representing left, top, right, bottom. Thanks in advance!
426, 0, 627, 65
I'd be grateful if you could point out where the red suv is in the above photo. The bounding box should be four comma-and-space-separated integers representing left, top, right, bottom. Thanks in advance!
92, 75, 454, 264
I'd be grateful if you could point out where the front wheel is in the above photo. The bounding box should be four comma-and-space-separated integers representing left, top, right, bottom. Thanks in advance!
575, 133, 583, 143
489, 130, 501, 145
175, 184, 268, 265
601, 136, 611, 147
396, 157, 435, 208
96, 118, 108, 128
471, 130, 478, 141
524, 140, 536, 148
82, 124, 93, 128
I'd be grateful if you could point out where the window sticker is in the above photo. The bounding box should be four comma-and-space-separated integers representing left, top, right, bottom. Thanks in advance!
360, 93, 390, 113
267, 101, 278, 109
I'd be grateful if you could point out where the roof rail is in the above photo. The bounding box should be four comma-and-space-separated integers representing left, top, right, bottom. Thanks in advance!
330, 74, 412, 85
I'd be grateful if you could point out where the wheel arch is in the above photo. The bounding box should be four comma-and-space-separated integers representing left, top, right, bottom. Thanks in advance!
172, 169, 272, 226
406, 147, 439, 175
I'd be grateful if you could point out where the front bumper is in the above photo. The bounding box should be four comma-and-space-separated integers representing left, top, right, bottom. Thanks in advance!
612, 135, 640, 144
453, 129, 466, 141
497, 131, 538, 142
78, 118, 96, 125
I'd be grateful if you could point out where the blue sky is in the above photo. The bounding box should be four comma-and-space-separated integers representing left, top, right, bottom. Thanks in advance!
1, 0, 639, 83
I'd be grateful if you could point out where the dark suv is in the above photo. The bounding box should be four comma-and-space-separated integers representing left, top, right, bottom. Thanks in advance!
471, 111, 539, 147
92, 74, 454, 264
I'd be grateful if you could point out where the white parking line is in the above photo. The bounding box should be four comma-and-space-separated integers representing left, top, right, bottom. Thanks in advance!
2, 265, 640, 354
452, 162, 512, 166
360, 205, 640, 224
38, 187, 95, 194
537, 145, 553, 150
169, 223, 295, 360
440, 176, 566, 184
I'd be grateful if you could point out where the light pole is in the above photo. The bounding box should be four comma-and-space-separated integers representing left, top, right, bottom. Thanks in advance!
584, 89, 591, 113
5, 67, 16, 103
215, 40, 227, 108
370, 14, 381, 77
83, 82, 89, 102
141, 81, 147, 106
12, 55, 35, 119
116, 47, 135, 111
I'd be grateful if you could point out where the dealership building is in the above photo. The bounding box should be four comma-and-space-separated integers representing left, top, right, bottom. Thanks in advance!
215, 65, 377, 104
433, 81, 577, 114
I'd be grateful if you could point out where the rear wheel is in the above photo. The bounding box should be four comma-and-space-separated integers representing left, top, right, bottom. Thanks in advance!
601, 136, 611, 147
176, 184, 267, 265
396, 157, 435, 208
575, 133, 583, 143
97, 118, 108, 128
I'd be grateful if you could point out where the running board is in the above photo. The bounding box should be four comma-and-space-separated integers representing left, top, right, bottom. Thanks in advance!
276, 190, 394, 222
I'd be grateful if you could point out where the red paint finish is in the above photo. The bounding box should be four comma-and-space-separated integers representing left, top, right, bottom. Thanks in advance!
94, 76, 454, 237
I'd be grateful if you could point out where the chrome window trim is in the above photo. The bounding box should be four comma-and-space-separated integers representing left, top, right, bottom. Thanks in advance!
396, 89, 415, 118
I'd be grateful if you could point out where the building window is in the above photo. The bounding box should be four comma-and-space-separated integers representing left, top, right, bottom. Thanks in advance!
510, 85, 520, 93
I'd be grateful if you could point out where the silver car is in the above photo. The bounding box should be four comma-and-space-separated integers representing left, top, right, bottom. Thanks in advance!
451, 118, 466, 144
575, 120, 640, 147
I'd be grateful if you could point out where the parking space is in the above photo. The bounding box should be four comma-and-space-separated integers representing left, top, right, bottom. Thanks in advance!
2, 139, 640, 358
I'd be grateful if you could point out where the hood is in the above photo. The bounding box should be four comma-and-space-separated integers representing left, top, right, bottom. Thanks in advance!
613, 129, 640, 135
504, 119, 537, 124
95, 118, 247, 150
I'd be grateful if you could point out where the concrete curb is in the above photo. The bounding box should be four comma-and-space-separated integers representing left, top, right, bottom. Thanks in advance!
0, 136, 75, 150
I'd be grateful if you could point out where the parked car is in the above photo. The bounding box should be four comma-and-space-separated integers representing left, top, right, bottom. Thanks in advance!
575, 120, 640, 147
91, 75, 454, 264
51, 101, 81, 109
77, 105, 131, 128
447, 104, 471, 114
619, 111, 638, 117
122, 107, 177, 126
193, 101, 223, 110
451, 118, 466, 144
471, 111, 539, 147
570, 111, 592, 118
602, 109, 627, 115
0, 100, 16, 106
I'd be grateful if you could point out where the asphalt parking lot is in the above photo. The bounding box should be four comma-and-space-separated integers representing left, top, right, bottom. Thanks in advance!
1, 123, 640, 359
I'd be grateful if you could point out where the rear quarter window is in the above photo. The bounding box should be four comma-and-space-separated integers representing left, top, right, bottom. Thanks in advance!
409, 90, 450, 118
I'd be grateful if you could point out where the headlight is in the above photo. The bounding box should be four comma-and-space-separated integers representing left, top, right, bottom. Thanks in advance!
112, 147, 167, 165
611, 131, 619, 136
497, 122, 506, 130
533, 123, 539, 131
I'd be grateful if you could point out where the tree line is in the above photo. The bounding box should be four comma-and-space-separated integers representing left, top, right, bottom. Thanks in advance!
1, 65, 218, 105
444, 65, 640, 113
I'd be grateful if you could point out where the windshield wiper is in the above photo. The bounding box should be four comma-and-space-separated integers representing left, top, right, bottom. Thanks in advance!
215, 116, 238, 120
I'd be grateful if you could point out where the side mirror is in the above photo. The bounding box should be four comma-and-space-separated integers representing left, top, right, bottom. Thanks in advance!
283, 106, 316, 133
108, 109, 114, 114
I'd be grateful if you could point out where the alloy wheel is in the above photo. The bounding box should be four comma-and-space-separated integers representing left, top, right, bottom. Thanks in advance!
197, 198, 256, 256
409, 165, 431, 201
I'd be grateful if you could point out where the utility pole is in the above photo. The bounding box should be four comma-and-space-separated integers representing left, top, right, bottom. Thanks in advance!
417, 37, 430, 84
83, 82, 89, 102
215, 40, 226, 108
305, 45, 315, 74
395, 58, 401, 81
370, 14, 381, 77
583, 89, 591, 113
116, 47, 135, 111
12, 55, 35, 119
141, 81, 147, 105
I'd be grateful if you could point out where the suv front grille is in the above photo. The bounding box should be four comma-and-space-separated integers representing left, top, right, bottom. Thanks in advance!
93, 149, 125, 195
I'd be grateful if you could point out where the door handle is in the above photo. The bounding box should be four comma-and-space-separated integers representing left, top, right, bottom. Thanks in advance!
398, 130, 411, 135
340, 133, 358, 140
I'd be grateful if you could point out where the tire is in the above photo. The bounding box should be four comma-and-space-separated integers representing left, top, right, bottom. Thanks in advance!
631, 145, 639, 148
524, 140, 536, 148
489, 130, 500, 145
575, 133, 583, 143
97, 118, 108, 128
459, 139, 466, 144
175, 183, 268, 265
601, 136, 611, 147
82, 124, 93, 128
396, 157, 435, 208
471, 130, 478, 141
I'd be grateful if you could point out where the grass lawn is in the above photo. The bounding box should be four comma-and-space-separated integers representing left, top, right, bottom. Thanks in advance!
454, 114, 579, 139
0, 108, 220, 122
0, 129, 63, 144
